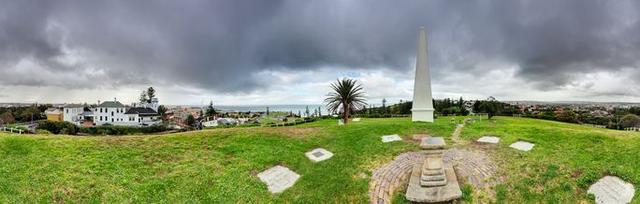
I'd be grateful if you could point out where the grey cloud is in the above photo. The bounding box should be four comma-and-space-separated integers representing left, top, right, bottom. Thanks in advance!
1, 0, 640, 94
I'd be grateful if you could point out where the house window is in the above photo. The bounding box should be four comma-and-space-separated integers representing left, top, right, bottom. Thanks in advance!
105, 116, 108, 121
112, 118, 114, 122
111, 112, 114, 116
66, 109, 69, 114
100, 116, 103, 121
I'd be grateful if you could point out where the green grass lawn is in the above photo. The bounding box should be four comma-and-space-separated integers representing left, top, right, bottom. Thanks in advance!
1, 117, 639, 203
458, 116, 640, 203
0, 118, 455, 203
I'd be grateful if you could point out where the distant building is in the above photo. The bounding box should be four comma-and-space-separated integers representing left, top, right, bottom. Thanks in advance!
45, 108, 63, 122
124, 107, 161, 126
93, 101, 127, 126
61, 98, 161, 127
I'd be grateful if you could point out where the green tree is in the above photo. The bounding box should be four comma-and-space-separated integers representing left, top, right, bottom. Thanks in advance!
324, 78, 367, 124
157, 105, 168, 121
146, 87, 156, 103
381, 98, 387, 114
205, 100, 216, 117
186, 114, 196, 127
139, 90, 148, 104
556, 110, 577, 123
305, 106, 310, 117
620, 114, 640, 128
0, 111, 15, 125
478, 97, 501, 119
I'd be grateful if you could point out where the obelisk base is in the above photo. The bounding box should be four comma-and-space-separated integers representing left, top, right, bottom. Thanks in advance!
406, 137, 462, 203
412, 108, 434, 122
405, 163, 462, 203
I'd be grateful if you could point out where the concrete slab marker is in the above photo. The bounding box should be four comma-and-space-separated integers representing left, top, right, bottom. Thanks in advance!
257, 165, 300, 193
509, 141, 534, 151
305, 148, 334, 162
477, 136, 500, 144
588, 176, 635, 204
381, 134, 402, 143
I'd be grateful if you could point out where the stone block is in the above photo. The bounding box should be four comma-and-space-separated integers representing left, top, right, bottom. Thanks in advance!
423, 157, 443, 170
420, 137, 445, 150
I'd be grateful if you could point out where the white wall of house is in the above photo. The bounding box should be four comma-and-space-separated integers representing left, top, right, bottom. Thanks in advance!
202, 120, 218, 127
63, 107, 84, 125
93, 107, 129, 126
123, 114, 161, 126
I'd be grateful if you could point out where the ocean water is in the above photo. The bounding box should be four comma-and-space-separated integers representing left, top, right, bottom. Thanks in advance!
214, 104, 329, 115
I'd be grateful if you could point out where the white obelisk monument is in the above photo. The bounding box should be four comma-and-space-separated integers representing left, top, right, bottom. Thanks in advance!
412, 27, 434, 122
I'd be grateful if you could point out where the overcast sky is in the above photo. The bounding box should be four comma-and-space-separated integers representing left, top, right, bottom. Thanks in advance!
2, 0, 640, 106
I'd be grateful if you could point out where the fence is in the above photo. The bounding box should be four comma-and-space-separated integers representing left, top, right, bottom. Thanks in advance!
0, 126, 25, 134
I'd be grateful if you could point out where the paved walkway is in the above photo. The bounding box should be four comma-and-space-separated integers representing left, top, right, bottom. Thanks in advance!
451, 123, 464, 143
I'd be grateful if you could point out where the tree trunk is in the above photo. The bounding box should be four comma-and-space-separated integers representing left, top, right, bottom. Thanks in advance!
342, 102, 349, 125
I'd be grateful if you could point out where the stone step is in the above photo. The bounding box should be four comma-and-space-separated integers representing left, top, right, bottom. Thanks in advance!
422, 169, 445, 176
424, 150, 445, 156
421, 179, 447, 187
421, 174, 446, 182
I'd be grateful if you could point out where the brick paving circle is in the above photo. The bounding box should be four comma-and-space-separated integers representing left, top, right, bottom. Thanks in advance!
369, 149, 499, 204
444, 148, 501, 188
369, 152, 424, 204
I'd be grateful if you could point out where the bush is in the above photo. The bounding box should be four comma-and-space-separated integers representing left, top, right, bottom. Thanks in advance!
79, 125, 168, 135
37, 121, 78, 135
37, 120, 169, 135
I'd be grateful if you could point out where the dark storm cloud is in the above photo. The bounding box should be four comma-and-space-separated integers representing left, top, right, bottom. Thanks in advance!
1, 0, 640, 92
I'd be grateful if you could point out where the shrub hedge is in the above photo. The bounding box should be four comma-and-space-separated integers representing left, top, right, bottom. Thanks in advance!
37, 121, 168, 135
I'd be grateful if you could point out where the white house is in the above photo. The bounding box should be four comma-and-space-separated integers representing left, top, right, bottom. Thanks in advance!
202, 118, 238, 128
61, 99, 161, 127
93, 101, 128, 126
63, 104, 86, 125
124, 107, 161, 126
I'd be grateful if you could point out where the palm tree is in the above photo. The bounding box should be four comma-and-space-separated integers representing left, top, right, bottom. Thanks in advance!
324, 78, 367, 124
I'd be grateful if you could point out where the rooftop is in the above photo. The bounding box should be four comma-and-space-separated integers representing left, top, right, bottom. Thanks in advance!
125, 107, 159, 116
97, 101, 125, 108
63, 104, 85, 108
